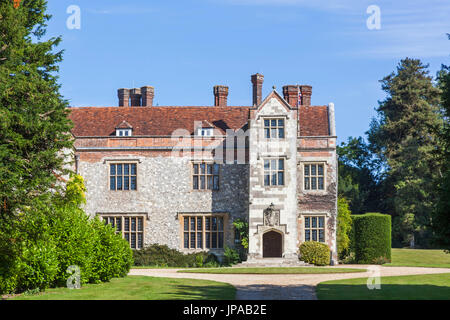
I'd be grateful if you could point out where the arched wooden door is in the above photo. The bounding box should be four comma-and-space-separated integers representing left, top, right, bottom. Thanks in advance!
263, 231, 282, 258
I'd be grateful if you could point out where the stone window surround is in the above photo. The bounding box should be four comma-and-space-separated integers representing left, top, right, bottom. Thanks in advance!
299, 213, 330, 245
260, 156, 288, 189
190, 160, 221, 192
303, 215, 327, 243
104, 159, 140, 192
300, 161, 328, 193
97, 212, 148, 249
258, 115, 289, 141
177, 213, 229, 252
263, 117, 286, 140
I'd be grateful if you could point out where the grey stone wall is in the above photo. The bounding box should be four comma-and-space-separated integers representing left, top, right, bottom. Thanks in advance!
78, 154, 248, 253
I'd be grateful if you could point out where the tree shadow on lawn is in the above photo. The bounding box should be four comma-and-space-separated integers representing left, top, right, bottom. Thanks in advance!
234, 284, 317, 300
164, 284, 236, 300
316, 284, 450, 300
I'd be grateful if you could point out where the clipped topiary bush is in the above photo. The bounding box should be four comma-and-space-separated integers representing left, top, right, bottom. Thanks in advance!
352, 213, 391, 264
299, 241, 330, 266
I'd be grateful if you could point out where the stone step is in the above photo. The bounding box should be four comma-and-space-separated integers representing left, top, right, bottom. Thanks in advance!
233, 258, 313, 268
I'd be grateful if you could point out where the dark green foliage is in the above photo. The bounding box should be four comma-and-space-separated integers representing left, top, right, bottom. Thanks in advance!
232, 218, 249, 261
337, 137, 382, 215
337, 197, 352, 260
352, 213, 392, 264
0, 0, 74, 220
132, 244, 220, 268
299, 241, 330, 266
367, 58, 443, 247
222, 247, 241, 266
432, 59, 450, 252
0, 176, 133, 294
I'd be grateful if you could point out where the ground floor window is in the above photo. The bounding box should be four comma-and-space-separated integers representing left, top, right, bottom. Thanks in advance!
304, 216, 325, 243
101, 215, 144, 249
181, 215, 225, 249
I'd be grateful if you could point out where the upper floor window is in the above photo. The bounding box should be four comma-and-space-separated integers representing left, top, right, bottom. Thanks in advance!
264, 159, 285, 186
116, 129, 132, 137
110, 163, 137, 191
304, 163, 325, 190
196, 128, 214, 137
193, 162, 219, 190
264, 118, 285, 139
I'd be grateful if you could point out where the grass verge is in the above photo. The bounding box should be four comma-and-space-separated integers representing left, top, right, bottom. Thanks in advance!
316, 273, 450, 300
11, 276, 235, 300
178, 267, 366, 274
385, 248, 450, 268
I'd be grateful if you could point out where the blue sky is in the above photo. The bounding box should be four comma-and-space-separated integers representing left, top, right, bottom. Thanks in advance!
44, 0, 450, 142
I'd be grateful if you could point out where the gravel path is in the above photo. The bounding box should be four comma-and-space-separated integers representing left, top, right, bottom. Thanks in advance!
128, 266, 450, 300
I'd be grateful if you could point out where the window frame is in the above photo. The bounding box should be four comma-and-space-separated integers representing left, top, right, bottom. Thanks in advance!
100, 214, 146, 249
303, 162, 326, 192
191, 161, 220, 191
196, 128, 214, 137
116, 129, 132, 137
109, 162, 138, 191
263, 158, 285, 187
263, 118, 286, 139
303, 215, 326, 243
180, 214, 227, 250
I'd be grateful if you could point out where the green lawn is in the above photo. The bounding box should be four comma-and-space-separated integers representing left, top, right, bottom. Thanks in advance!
386, 248, 450, 268
178, 267, 366, 274
316, 273, 450, 300
11, 276, 235, 300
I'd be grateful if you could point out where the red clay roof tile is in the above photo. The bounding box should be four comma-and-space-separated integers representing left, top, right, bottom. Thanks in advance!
68, 105, 330, 137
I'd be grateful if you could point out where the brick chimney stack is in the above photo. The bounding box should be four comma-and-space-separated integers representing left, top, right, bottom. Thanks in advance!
141, 86, 154, 107
299, 85, 312, 106
213, 85, 229, 107
282, 85, 312, 107
251, 73, 264, 106
130, 88, 142, 107
118, 88, 130, 107
282, 85, 299, 107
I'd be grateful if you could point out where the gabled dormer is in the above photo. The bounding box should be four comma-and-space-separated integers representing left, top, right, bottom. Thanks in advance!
195, 120, 218, 137
115, 120, 133, 137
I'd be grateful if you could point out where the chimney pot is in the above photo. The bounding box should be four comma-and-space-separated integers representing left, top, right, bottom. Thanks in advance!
213, 85, 229, 107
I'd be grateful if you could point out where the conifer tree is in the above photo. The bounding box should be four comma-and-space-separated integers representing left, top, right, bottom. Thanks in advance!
368, 58, 443, 247
433, 40, 450, 250
0, 0, 73, 218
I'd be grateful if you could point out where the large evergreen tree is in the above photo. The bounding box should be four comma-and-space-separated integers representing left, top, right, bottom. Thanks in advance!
432, 38, 450, 250
0, 0, 73, 219
368, 58, 443, 247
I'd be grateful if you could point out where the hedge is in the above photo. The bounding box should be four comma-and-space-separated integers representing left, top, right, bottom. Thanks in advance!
133, 244, 220, 268
299, 241, 330, 266
352, 213, 391, 264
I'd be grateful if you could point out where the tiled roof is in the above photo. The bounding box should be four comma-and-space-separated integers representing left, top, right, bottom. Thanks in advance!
299, 106, 330, 136
69, 105, 330, 137
69, 106, 251, 136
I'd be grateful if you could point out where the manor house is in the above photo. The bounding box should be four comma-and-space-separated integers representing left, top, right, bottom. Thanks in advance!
69, 74, 338, 264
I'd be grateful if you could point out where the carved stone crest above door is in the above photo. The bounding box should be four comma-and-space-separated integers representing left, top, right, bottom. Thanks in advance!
263, 203, 280, 226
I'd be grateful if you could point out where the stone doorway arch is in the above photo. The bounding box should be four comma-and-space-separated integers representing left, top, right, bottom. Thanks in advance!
262, 230, 283, 258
